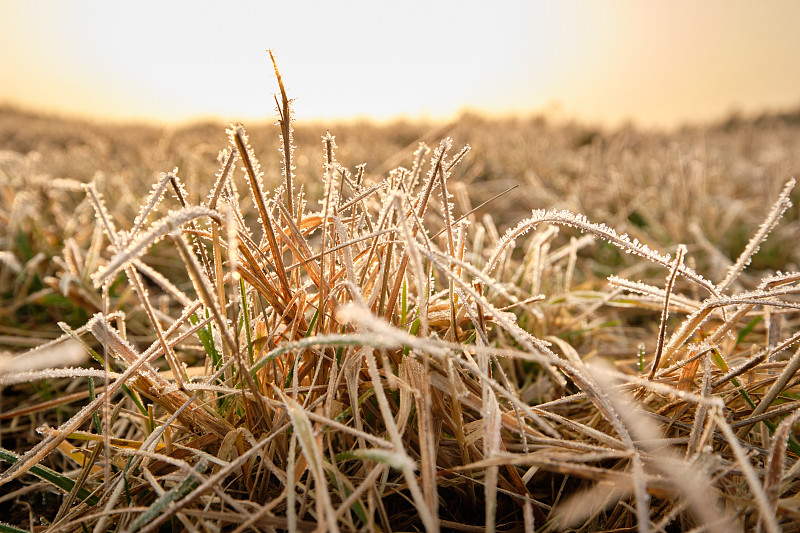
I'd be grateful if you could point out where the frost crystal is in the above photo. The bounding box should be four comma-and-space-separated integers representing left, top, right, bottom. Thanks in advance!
718, 178, 796, 292
206, 148, 237, 210
406, 143, 429, 193
483, 208, 718, 297
127, 174, 172, 245
0, 367, 121, 387
83, 181, 119, 249
92, 206, 222, 288
229, 125, 267, 210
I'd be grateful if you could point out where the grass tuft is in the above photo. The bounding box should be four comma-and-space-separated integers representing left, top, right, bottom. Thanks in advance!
2, 65, 800, 531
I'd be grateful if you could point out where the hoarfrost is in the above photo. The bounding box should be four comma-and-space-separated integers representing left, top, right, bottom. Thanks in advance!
0, 339, 87, 375
92, 206, 222, 288
483, 208, 718, 297
718, 178, 796, 292
0, 367, 120, 387
127, 173, 173, 246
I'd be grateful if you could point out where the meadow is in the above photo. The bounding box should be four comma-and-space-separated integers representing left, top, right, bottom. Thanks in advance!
1, 83, 800, 532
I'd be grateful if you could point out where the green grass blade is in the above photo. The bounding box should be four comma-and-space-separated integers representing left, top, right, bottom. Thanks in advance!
0, 521, 31, 533
735, 315, 762, 348
192, 311, 221, 368
130, 461, 206, 532
0, 447, 100, 506
87, 378, 102, 435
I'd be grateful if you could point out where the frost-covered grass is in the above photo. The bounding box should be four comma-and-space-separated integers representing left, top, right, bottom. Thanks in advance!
2, 62, 800, 531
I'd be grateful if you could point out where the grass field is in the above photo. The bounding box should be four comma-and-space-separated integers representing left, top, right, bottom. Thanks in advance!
2, 90, 800, 532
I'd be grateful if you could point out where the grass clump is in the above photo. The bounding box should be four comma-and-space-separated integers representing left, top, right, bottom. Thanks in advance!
2, 60, 800, 532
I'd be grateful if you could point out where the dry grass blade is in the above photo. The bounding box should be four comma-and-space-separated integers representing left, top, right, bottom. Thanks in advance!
762, 410, 800, 530
277, 389, 340, 533
231, 125, 293, 301
717, 178, 795, 293
649, 244, 686, 379
483, 209, 718, 296
716, 413, 781, 533
740, 341, 800, 438
91, 205, 221, 288
363, 345, 438, 532
269, 49, 295, 218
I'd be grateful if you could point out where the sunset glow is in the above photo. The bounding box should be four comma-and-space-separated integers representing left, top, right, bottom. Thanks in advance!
1, 0, 798, 127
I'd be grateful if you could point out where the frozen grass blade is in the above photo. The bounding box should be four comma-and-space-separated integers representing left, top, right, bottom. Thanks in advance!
484, 387, 501, 533
270, 49, 295, 218
718, 178, 795, 293
363, 345, 437, 531
126, 172, 173, 246
0, 447, 100, 506
483, 209, 718, 297
232, 125, 293, 301
91, 205, 221, 288
716, 413, 780, 533
275, 390, 339, 532
739, 341, 800, 438
649, 244, 686, 378
129, 461, 207, 532
762, 410, 800, 531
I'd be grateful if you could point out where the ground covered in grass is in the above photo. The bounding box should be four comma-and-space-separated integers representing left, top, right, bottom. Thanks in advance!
1, 100, 800, 532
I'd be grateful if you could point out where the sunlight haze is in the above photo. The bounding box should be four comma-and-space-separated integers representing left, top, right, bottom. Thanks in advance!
1, 0, 798, 127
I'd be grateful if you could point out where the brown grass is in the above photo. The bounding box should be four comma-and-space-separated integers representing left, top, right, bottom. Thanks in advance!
2, 64, 800, 532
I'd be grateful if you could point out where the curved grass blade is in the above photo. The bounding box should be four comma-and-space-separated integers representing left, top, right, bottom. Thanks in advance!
0, 447, 100, 506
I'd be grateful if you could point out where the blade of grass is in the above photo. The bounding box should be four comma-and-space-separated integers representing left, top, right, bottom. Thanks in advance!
0, 447, 100, 505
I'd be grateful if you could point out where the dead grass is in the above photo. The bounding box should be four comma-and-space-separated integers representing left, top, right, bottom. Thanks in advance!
2, 62, 800, 532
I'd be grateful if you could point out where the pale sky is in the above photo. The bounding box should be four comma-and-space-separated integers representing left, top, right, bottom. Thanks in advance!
1, 0, 799, 128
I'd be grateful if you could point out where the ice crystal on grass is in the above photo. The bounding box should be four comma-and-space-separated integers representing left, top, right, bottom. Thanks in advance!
270, 50, 297, 218
338, 180, 387, 213
0, 367, 120, 386
205, 148, 237, 210
404, 142, 429, 193
608, 275, 702, 312
82, 181, 119, 248
719, 179, 795, 290
92, 205, 221, 288
651, 244, 688, 378
484, 208, 718, 295
127, 172, 173, 246
410, 138, 451, 226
